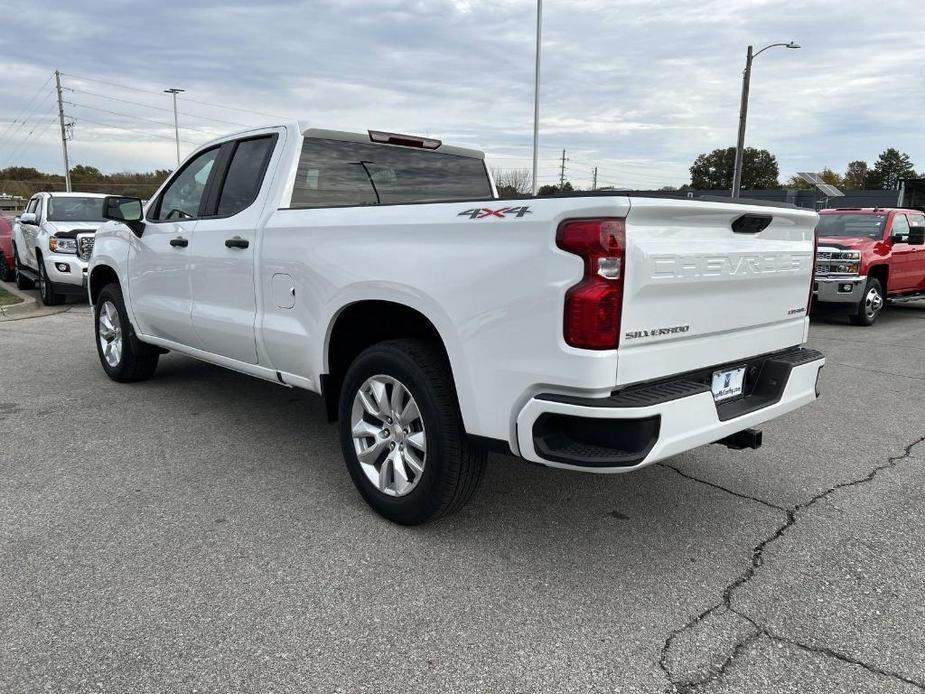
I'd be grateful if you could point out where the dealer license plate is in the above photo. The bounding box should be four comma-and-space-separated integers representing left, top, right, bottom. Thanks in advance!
711, 367, 746, 402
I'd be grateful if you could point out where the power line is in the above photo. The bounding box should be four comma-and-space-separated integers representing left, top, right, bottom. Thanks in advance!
174, 95, 288, 121
0, 92, 57, 154
65, 114, 199, 145
64, 87, 252, 128
1, 117, 58, 170
66, 100, 192, 131
61, 72, 288, 122
0, 73, 54, 144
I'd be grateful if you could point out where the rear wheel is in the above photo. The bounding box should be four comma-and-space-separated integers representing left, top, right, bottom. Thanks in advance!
37, 258, 65, 306
849, 278, 884, 326
337, 338, 486, 525
95, 283, 160, 382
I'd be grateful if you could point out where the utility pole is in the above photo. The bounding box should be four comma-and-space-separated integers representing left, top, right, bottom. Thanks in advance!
531, 0, 542, 196
54, 70, 71, 192
731, 46, 753, 198
164, 88, 185, 166
592, 166, 598, 191
731, 42, 800, 197
558, 149, 568, 189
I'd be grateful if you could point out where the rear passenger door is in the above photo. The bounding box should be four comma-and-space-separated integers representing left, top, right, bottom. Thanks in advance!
189, 132, 280, 365
888, 213, 916, 292
909, 213, 925, 292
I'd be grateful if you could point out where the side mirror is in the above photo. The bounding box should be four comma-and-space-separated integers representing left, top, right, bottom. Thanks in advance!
908, 226, 925, 246
103, 196, 145, 237
20, 212, 37, 225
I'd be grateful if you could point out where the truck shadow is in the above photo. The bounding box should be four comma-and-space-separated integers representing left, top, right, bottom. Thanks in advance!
146, 352, 767, 560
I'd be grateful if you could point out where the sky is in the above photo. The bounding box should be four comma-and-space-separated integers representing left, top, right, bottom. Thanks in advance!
0, 0, 922, 190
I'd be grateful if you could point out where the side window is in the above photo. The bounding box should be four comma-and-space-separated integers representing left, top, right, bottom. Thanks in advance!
891, 214, 910, 241
291, 139, 378, 208
153, 147, 220, 221
26, 197, 39, 214
215, 136, 275, 217
910, 214, 925, 228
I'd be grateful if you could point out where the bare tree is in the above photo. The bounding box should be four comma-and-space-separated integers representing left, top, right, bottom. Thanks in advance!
491, 167, 533, 198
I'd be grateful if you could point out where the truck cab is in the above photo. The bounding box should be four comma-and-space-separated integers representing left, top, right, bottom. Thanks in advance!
813, 207, 925, 325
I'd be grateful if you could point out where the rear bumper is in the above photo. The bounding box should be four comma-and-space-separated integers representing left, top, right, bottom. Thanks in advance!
515, 347, 824, 473
813, 276, 865, 305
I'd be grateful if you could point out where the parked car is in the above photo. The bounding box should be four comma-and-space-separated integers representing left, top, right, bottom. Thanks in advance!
813, 207, 925, 325
11, 192, 108, 305
88, 123, 825, 524
0, 216, 14, 282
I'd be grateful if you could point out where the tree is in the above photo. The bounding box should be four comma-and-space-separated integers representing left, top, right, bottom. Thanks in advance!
491, 167, 532, 198
689, 147, 779, 190
865, 148, 915, 189
537, 181, 574, 196
843, 160, 868, 190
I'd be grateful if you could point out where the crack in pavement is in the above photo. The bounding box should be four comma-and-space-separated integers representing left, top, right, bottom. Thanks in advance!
659, 435, 925, 692
659, 463, 787, 513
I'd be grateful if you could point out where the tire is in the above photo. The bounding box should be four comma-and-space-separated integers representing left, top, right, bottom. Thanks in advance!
0, 252, 13, 282
337, 338, 486, 525
37, 258, 65, 306
849, 277, 884, 326
94, 283, 160, 382
12, 244, 34, 290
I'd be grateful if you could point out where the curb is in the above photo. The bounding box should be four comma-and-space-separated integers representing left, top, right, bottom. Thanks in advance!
0, 283, 72, 321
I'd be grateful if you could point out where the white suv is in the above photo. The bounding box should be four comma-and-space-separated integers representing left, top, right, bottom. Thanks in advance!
12, 192, 108, 305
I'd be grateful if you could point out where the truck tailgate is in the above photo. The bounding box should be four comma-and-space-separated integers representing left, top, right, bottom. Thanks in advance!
617, 197, 817, 386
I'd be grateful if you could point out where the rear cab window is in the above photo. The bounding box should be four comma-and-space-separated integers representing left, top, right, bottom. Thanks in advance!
290, 137, 492, 208
215, 135, 276, 217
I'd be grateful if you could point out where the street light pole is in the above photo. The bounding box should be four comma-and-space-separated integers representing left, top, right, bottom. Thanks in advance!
531, 0, 542, 196
731, 45, 753, 198
731, 42, 800, 197
164, 88, 185, 167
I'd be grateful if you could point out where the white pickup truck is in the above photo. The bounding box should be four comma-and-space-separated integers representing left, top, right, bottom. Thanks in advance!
12, 192, 108, 304
89, 123, 824, 524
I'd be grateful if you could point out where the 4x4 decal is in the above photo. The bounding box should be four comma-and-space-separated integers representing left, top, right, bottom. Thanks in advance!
458, 206, 532, 220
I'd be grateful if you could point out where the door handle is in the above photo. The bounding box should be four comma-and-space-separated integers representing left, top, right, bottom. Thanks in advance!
169, 237, 188, 247
225, 237, 250, 249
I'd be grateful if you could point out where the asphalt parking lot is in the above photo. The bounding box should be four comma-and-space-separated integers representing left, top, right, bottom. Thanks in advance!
1, 302, 924, 693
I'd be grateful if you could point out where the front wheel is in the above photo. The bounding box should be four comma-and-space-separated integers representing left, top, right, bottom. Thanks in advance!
95, 283, 160, 382
38, 259, 65, 306
337, 338, 486, 525
849, 278, 884, 326
0, 253, 13, 282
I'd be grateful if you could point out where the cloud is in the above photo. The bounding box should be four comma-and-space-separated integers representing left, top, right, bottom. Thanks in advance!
0, 0, 922, 190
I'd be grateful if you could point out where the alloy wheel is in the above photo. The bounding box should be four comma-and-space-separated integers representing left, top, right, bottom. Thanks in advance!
350, 375, 427, 497
98, 301, 123, 367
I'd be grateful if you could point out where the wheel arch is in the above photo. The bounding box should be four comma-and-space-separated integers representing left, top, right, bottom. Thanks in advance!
89, 264, 121, 306
322, 300, 456, 423
868, 264, 889, 293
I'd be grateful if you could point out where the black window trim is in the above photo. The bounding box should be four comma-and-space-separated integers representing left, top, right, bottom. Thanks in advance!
286, 136, 494, 210
199, 132, 279, 221
148, 144, 224, 224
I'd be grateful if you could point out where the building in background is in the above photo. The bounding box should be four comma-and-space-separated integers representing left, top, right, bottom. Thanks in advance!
0, 193, 26, 215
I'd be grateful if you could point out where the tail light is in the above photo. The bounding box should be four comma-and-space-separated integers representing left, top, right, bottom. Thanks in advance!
556, 218, 626, 349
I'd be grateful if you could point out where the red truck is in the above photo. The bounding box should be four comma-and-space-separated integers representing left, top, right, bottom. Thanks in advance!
0, 216, 15, 282
813, 207, 925, 325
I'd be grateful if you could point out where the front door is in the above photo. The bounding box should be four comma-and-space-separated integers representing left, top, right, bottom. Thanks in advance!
128, 146, 221, 347
189, 134, 278, 364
